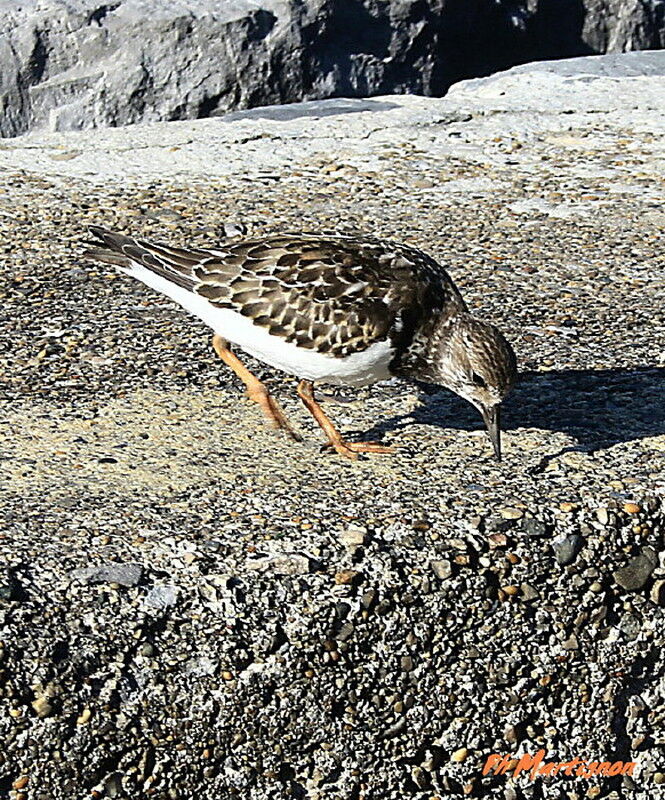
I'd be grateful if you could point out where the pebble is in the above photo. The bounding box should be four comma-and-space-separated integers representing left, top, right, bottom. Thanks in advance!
559, 502, 578, 513
70, 563, 143, 587
430, 560, 452, 580
334, 570, 359, 585
451, 747, 469, 763
339, 526, 367, 548
595, 507, 610, 525
499, 507, 523, 520
521, 519, 548, 537
552, 534, 584, 566
143, 584, 179, 612
31, 697, 52, 718
520, 583, 539, 601
623, 502, 641, 514
650, 579, 665, 606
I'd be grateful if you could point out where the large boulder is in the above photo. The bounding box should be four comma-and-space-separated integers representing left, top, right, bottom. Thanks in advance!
1, 0, 664, 137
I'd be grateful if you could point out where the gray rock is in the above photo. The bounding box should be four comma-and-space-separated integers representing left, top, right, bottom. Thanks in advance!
0, 573, 24, 601
552, 534, 584, 566
143, 584, 179, 611
2, 0, 664, 136
521, 518, 548, 537
613, 548, 658, 591
70, 562, 143, 587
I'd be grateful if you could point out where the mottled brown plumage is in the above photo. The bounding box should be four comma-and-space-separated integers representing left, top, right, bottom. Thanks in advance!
85, 226, 518, 460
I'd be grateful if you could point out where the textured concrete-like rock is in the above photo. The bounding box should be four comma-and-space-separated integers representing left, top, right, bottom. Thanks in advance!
1, 55, 664, 799
1, 0, 665, 136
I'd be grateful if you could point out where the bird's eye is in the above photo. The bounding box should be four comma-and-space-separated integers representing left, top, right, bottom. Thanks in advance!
472, 372, 487, 389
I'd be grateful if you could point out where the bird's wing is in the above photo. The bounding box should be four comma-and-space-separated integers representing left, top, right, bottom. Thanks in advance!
85, 228, 464, 357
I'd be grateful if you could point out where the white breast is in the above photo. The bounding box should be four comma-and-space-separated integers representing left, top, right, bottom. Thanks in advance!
122, 263, 395, 387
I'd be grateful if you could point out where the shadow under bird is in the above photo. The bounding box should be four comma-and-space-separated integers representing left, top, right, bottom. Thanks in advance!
84, 226, 517, 460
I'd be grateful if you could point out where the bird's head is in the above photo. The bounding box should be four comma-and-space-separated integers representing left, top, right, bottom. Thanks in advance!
434, 314, 517, 460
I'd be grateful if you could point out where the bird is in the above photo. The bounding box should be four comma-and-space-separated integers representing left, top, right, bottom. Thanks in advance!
84, 226, 518, 461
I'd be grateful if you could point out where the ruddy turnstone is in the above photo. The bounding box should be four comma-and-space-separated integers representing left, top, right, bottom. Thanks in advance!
85, 226, 517, 460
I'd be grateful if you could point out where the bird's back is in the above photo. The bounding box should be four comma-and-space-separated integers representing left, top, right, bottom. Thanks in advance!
86, 228, 466, 359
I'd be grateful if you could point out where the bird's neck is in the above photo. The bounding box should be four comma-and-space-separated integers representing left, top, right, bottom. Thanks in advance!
389, 310, 459, 384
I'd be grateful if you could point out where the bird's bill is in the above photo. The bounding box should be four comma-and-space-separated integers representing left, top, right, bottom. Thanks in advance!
481, 405, 502, 461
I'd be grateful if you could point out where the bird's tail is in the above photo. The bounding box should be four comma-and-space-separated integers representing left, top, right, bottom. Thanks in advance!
83, 226, 138, 269
83, 225, 199, 291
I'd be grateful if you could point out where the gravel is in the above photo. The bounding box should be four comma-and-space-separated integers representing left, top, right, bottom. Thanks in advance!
0, 54, 664, 799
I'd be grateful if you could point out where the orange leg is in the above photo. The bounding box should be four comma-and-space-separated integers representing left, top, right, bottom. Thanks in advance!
296, 379, 394, 460
212, 335, 301, 441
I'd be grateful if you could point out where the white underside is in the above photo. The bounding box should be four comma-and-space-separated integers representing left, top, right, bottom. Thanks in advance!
122, 264, 394, 386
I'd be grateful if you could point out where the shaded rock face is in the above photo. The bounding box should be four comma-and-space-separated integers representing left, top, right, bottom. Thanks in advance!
1, 0, 664, 137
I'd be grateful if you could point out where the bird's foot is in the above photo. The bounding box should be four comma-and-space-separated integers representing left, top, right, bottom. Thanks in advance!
246, 385, 302, 442
323, 439, 395, 460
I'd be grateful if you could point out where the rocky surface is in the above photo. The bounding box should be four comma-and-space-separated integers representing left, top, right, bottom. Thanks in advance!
1, 54, 664, 798
2, 0, 665, 137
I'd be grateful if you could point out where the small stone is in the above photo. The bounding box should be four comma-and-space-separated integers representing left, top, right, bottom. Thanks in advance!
614, 548, 657, 591
76, 708, 92, 725
552, 534, 584, 566
521, 518, 547, 537
653, 772, 665, 784
504, 724, 523, 744
451, 747, 469, 763
411, 766, 429, 789
335, 569, 359, 585
400, 656, 414, 672
0, 574, 23, 601
589, 581, 603, 593
623, 502, 641, 514
31, 696, 52, 718
246, 554, 311, 576
562, 633, 578, 650
502, 585, 519, 596
520, 583, 539, 601
143, 584, 178, 612
70, 563, 143, 587
559, 502, 578, 513
339, 526, 367, 548
650, 580, 665, 606
595, 507, 610, 525
429, 560, 452, 580
13, 777, 29, 790
499, 507, 523, 520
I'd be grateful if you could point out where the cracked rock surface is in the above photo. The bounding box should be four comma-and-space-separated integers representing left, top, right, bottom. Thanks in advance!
0, 54, 664, 798
1, 0, 665, 136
